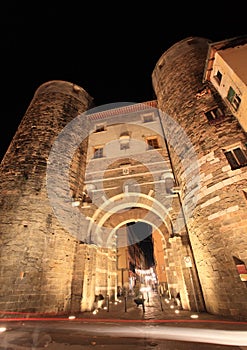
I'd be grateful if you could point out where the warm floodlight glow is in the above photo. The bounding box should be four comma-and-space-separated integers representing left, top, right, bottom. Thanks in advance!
190, 314, 199, 318
140, 286, 151, 293
0, 327, 7, 333
68, 315, 76, 320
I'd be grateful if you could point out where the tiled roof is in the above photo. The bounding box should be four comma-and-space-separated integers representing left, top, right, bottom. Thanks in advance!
87, 100, 158, 120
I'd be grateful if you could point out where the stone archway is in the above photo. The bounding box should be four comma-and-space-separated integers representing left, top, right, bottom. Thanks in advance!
81, 191, 205, 313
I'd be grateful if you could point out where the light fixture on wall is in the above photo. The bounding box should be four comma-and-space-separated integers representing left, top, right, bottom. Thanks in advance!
71, 196, 82, 207
172, 186, 181, 194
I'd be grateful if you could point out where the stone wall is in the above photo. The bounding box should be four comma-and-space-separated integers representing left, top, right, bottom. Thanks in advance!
152, 37, 247, 319
0, 81, 94, 312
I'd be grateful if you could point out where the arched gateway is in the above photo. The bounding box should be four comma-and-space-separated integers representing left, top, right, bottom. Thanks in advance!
1, 35, 247, 320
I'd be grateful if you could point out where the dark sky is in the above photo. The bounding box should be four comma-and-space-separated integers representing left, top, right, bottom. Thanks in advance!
127, 222, 154, 267
1, 2, 246, 162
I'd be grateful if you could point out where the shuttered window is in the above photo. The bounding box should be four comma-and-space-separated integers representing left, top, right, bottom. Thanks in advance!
227, 86, 241, 111
224, 147, 247, 169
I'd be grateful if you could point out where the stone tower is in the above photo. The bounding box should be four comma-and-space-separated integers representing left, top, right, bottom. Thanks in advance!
0, 81, 95, 312
152, 37, 247, 319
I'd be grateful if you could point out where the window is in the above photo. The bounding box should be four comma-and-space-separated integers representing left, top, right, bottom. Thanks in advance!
214, 70, 222, 85
94, 124, 105, 132
147, 137, 159, 149
93, 146, 103, 159
142, 113, 154, 123
119, 132, 130, 150
227, 86, 241, 111
205, 107, 224, 122
224, 145, 247, 170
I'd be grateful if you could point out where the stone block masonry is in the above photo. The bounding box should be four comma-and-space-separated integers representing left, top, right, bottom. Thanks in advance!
0, 81, 94, 313
152, 37, 247, 319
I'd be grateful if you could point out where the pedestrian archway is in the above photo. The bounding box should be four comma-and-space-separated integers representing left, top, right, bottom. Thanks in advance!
83, 191, 205, 313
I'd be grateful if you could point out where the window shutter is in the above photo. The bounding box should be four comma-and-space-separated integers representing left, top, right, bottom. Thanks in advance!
224, 151, 238, 169
227, 86, 235, 103
234, 148, 247, 165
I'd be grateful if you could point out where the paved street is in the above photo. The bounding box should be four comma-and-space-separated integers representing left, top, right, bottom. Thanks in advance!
75, 291, 247, 329
0, 291, 247, 349
1, 291, 247, 329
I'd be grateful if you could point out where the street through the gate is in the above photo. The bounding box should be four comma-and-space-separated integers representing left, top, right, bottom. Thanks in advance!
1, 290, 247, 349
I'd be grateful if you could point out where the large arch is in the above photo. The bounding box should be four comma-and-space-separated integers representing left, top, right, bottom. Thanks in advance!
83, 191, 204, 312
86, 192, 172, 247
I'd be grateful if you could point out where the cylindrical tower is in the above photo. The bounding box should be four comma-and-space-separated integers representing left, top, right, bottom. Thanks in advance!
152, 37, 247, 319
0, 80, 93, 312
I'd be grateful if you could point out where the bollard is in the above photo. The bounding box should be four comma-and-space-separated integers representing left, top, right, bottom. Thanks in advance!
159, 293, 164, 311
124, 296, 127, 312
107, 295, 110, 312
141, 292, 145, 313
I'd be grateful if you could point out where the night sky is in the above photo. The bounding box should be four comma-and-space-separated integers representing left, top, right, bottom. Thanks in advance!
127, 222, 154, 267
1, 3, 246, 162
